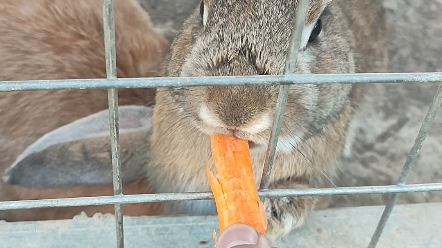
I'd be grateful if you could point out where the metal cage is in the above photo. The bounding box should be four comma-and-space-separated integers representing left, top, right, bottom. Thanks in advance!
0, 0, 441, 247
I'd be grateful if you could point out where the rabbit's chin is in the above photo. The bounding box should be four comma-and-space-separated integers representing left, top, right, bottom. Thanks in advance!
244, 141, 268, 154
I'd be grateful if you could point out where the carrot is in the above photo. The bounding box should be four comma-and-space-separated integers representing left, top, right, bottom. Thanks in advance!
206, 133, 267, 236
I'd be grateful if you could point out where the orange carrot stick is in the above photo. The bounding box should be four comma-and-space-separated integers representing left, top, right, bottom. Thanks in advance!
206, 133, 267, 236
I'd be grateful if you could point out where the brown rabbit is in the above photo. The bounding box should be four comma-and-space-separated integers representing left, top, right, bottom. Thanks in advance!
148, 0, 390, 239
0, 0, 169, 221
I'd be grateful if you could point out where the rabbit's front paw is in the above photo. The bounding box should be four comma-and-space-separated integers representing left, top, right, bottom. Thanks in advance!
264, 182, 317, 239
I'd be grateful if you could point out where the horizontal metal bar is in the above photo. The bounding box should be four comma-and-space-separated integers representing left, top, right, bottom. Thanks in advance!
1, 183, 441, 211
0, 73, 441, 92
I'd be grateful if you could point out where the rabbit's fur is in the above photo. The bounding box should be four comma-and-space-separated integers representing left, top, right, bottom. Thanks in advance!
0, 0, 168, 221
149, 0, 389, 238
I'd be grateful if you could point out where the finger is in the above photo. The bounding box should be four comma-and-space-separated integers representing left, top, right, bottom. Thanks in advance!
225, 236, 273, 248
216, 223, 272, 248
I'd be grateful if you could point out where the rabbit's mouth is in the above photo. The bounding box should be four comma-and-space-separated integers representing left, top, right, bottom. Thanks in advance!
247, 141, 266, 152
248, 141, 256, 149
194, 115, 264, 151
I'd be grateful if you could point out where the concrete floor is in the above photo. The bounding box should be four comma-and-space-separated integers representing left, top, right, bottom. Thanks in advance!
1, 202, 441, 248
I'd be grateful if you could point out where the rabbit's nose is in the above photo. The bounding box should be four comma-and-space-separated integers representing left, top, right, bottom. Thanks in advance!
199, 104, 250, 130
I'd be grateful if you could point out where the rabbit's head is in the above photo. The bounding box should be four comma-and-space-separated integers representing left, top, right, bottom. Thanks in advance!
160, 0, 356, 153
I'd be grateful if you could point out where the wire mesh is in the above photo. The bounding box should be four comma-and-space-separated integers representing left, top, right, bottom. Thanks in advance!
0, 0, 440, 248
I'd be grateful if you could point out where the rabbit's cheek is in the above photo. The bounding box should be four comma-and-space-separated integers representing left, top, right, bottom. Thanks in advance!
275, 135, 304, 154
196, 104, 229, 135
240, 112, 272, 135
198, 104, 224, 129
296, 50, 315, 74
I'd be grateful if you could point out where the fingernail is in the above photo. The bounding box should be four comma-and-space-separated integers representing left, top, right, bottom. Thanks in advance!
216, 224, 259, 248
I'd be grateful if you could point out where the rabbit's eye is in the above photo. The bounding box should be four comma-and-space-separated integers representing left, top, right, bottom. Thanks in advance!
199, 1, 204, 17
308, 19, 322, 42
200, 1, 208, 26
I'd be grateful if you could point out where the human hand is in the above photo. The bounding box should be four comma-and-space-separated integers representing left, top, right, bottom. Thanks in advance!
216, 224, 272, 248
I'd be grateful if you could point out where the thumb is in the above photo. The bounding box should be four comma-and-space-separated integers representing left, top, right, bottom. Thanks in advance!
216, 224, 272, 248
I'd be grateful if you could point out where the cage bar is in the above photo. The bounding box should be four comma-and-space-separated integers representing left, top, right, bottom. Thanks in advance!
1, 72, 442, 91
102, 0, 125, 247
367, 82, 442, 248
260, 0, 310, 190
1, 183, 441, 211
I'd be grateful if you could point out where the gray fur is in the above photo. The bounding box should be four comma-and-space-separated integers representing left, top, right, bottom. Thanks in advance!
149, 0, 389, 239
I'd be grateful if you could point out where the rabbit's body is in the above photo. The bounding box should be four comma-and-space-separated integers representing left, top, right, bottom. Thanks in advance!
149, 0, 389, 238
0, 0, 168, 221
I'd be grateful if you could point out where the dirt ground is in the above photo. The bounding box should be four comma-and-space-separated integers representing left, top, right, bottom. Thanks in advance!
331, 0, 442, 208
138, 0, 442, 208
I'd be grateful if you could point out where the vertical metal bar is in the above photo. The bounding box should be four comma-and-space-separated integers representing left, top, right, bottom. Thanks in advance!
259, 0, 310, 189
367, 82, 442, 248
102, 0, 124, 247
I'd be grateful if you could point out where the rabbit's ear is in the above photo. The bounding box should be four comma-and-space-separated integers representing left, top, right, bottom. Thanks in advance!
3, 105, 152, 188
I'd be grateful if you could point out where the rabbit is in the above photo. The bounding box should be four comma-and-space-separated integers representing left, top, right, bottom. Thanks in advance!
0, 0, 169, 221
146, 0, 390, 239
